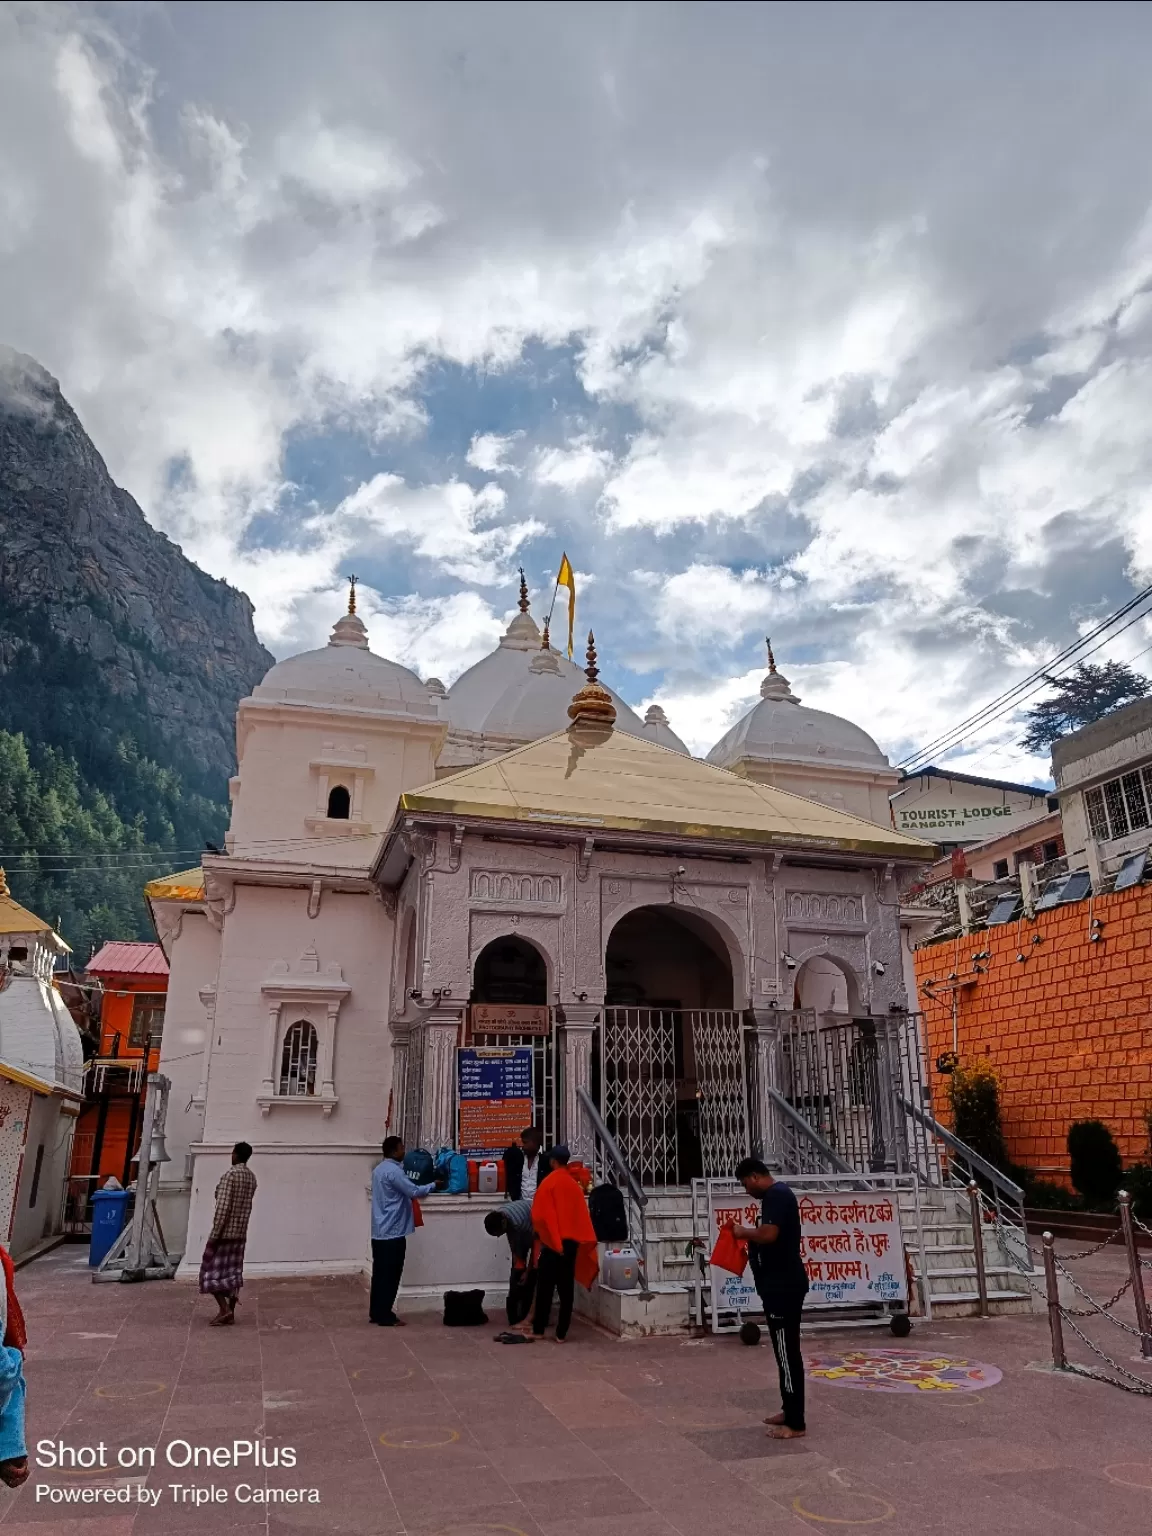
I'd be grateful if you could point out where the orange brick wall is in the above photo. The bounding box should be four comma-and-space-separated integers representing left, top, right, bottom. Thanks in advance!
914, 884, 1152, 1174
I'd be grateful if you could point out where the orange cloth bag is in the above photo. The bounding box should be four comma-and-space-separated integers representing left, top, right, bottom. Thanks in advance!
710, 1223, 749, 1277
411, 1200, 424, 1228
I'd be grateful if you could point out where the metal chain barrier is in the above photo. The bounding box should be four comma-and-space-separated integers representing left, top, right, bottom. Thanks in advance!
1039, 1192, 1152, 1389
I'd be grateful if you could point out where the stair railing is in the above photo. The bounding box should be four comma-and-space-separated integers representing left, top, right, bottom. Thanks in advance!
576, 1085, 650, 1289
898, 1093, 1032, 1277
767, 1087, 872, 1190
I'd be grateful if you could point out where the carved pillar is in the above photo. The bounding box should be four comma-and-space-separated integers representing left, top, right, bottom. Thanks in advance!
871, 1014, 903, 1173
320, 1001, 339, 1099
388, 1024, 409, 1138
559, 1003, 600, 1165
419, 1009, 464, 1151
195, 986, 217, 1105
746, 1008, 783, 1165
261, 1005, 280, 1099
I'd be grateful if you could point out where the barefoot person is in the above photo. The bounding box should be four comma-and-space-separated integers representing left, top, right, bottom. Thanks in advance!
528, 1146, 598, 1342
370, 1136, 438, 1326
199, 1142, 256, 1326
732, 1157, 809, 1440
0, 1245, 28, 1487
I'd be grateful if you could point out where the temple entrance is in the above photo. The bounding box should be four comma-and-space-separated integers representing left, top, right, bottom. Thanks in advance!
472, 935, 547, 1005
602, 906, 743, 1185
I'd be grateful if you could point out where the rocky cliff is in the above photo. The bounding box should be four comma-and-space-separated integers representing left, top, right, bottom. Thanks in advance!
0, 345, 273, 948
0, 346, 272, 787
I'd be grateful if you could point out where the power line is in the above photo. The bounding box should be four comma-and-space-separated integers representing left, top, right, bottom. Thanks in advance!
898, 584, 1152, 771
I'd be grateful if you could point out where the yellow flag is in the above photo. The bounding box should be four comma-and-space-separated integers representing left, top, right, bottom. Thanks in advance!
556, 554, 576, 659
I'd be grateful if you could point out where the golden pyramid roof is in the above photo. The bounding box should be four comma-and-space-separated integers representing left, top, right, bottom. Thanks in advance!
400, 726, 935, 860
143, 866, 206, 902
0, 868, 53, 936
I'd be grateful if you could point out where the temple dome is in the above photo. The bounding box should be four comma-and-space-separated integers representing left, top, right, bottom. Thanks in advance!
641, 705, 689, 756
441, 579, 644, 742
251, 607, 432, 716
707, 648, 891, 774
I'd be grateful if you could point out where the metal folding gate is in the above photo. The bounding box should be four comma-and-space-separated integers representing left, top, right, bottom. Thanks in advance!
601, 1007, 747, 1185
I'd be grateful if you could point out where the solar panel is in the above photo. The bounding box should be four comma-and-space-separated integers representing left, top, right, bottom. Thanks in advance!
1113, 849, 1150, 892
1058, 871, 1092, 905
986, 894, 1021, 926
1035, 875, 1069, 911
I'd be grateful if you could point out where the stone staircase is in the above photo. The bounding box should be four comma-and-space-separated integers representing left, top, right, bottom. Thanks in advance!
627, 1183, 1043, 1320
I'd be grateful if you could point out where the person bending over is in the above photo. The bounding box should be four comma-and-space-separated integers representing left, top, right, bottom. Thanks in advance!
484, 1200, 535, 1325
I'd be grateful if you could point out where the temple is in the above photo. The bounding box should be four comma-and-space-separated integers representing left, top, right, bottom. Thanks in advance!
147, 583, 935, 1295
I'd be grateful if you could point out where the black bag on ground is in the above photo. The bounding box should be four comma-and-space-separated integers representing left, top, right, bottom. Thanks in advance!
588, 1183, 629, 1242
443, 1289, 488, 1326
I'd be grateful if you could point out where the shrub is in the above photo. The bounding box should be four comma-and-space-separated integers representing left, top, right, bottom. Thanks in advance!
1067, 1120, 1123, 1207
1021, 1177, 1081, 1212
1122, 1163, 1152, 1222
947, 1061, 1012, 1172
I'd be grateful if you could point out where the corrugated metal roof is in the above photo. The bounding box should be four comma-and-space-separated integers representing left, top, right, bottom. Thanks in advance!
86, 941, 170, 978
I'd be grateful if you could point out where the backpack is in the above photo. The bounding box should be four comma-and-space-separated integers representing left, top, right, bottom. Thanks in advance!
446, 1153, 470, 1195
403, 1148, 434, 1183
443, 1288, 488, 1326
588, 1183, 629, 1242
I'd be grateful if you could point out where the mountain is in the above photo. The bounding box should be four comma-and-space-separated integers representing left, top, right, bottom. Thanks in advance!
0, 346, 273, 953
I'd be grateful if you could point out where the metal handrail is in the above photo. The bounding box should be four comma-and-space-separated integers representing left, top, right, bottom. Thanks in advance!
576, 1086, 650, 1291
767, 1088, 871, 1190
897, 1094, 1024, 1203
576, 1086, 647, 1208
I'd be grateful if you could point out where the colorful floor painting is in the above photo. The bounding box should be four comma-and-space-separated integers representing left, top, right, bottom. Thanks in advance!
806, 1347, 1002, 1393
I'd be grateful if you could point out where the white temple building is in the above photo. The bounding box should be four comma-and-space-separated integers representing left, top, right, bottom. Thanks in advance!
147, 582, 935, 1290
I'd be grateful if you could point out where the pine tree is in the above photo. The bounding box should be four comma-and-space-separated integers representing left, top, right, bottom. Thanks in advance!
1020, 661, 1150, 752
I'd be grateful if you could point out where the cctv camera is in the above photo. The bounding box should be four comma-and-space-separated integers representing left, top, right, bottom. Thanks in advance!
781, 952, 797, 970
872, 961, 886, 976
675, 865, 686, 876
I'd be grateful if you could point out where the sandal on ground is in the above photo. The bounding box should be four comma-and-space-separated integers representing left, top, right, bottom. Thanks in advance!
0, 1458, 29, 1488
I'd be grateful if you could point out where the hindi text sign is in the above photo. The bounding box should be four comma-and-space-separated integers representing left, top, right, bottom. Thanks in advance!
707, 1186, 906, 1320
457, 1047, 535, 1158
469, 1004, 551, 1037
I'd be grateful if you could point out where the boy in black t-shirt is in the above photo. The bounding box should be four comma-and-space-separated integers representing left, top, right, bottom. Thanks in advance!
732, 1157, 809, 1439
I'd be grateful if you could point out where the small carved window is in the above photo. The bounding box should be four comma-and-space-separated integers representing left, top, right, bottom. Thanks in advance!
327, 784, 351, 819
279, 1020, 318, 1097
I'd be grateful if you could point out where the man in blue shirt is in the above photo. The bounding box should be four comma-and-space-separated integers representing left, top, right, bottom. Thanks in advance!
732, 1157, 810, 1439
370, 1137, 438, 1326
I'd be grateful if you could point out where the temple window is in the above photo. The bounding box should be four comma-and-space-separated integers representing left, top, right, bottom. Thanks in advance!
326, 784, 351, 819
279, 1020, 318, 1097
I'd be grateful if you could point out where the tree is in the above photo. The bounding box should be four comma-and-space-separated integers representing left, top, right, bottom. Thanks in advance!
1067, 1119, 1123, 1207
1020, 661, 1150, 753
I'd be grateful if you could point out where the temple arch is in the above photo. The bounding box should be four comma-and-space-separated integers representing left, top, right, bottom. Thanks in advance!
472, 934, 549, 1005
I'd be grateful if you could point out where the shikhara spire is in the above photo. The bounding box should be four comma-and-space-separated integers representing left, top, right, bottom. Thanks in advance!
766, 636, 777, 674
518, 568, 530, 613
567, 630, 616, 728
348, 574, 359, 615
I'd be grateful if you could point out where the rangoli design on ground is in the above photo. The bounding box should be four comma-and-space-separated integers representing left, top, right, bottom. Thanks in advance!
806, 1347, 1002, 1392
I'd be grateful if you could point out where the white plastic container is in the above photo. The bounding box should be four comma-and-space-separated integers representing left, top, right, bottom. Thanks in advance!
477, 1161, 500, 1194
601, 1243, 640, 1291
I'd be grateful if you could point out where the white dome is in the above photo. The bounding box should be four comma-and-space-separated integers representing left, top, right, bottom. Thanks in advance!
707, 656, 891, 773
443, 588, 644, 742
253, 610, 434, 717
481, 644, 645, 742
641, 705, 689, 756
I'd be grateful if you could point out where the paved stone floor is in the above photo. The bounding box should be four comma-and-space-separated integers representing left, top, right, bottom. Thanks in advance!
4, 1242, 1152, 1536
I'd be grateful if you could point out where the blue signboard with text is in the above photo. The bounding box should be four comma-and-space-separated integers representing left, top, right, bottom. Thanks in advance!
457, 1046, 535, 1158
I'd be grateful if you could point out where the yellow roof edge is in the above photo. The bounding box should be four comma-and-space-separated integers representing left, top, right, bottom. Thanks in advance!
0, 1060, 58, 1096
144, 866, 206, 901
399, 792, 935, 862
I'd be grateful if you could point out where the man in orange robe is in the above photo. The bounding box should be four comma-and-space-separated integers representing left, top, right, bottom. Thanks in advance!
529, 1145, 598, 1341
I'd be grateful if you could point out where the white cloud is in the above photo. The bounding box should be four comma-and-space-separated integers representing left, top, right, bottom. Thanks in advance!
534, 437, 613, 490
467, 431, 523, 475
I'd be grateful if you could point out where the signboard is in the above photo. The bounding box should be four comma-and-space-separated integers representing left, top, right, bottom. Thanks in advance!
797, 1193, 906, 1307
469, 1004, 550, 1037
705, 1185, 907, 1321
892, 784, 1047, 844
457, 1047, 535, 1158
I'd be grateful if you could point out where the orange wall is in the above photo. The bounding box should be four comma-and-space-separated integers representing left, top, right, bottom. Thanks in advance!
915, 884, 1152, 1174
98, 976, 166, 1069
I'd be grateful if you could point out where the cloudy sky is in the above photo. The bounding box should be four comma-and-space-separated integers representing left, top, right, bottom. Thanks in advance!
4, 1, 1152, 777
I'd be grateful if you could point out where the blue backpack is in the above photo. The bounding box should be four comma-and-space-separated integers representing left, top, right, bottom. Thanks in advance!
403, 1148, 434, 1183
446, 1153, 470, 1195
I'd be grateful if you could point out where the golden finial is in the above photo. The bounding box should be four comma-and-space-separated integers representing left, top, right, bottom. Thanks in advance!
585, 630, 599, 683
0, 868, 7, 899
766, 636, 777, 674
541, 619, 551, 651
348, 574, 359, 615
518, 567, 530, 613
567, 629, 615, 729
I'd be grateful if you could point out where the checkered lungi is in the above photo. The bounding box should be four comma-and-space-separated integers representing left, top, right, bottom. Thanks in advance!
198, 1238, 246, 1295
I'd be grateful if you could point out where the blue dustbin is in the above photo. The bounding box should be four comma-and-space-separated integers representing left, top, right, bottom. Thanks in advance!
89, 1189, 131, 1268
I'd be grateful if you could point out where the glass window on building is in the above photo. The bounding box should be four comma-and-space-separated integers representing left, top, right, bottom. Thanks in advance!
129, 996, 165, 1048
993, 859, 1009, 879
1085, 766, 1152, 841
